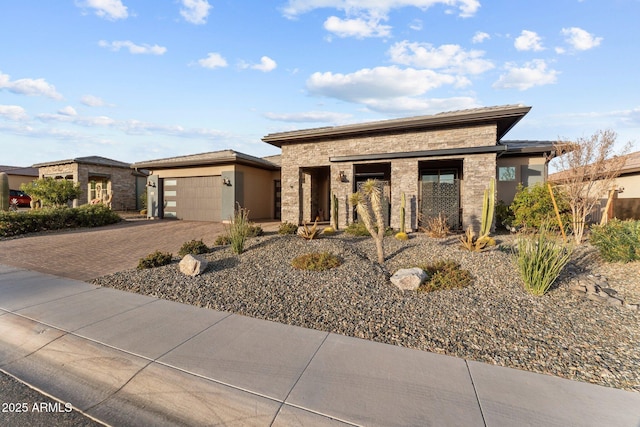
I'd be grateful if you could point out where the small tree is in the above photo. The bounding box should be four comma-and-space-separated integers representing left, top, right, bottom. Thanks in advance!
21, 178, 82, 208
552, 130, 630, 244
350, 179, 386, 264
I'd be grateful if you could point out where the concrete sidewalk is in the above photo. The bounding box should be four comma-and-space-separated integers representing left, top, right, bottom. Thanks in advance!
1, 264, 639, 426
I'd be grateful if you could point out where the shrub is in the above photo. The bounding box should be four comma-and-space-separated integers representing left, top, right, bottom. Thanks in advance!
590, 219, 640, 263
322, 226, 335, 235
0, 204, 121, 237
510, 183, 571, 231
291, 251, 342, 271
420, 212, 450, 238
246, 223, 264, 237
513, 223, 573, 296
137, 250, 173, 269
214, 234, 231, 246
226, 205, 250, 254
20, 177, 82, 207
495, 200, 515, 230
417, 260, 473, 293
278, 221, 298, 235
178, 239, 209, 257
345, 221, 393, 237
394, 231, 409, 241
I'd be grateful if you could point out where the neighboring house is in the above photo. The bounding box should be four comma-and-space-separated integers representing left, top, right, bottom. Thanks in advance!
131, 150, 281, 221
33, 156, 145, 210
549, 150, 640, 221
262, 105, 555, 231
0, 165, 38, 190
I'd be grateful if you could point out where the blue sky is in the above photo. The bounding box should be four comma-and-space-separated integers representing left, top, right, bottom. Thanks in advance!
1, 0, 638, 166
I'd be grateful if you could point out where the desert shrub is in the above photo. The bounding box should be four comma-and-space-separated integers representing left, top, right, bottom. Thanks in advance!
495, 200, 515, 230
322, 226, 335, 235
214, 234, 231, 245
0, 204, 121, 237
246, 223, 264, 237
394, 231, 409, 241
345, 221, 393, 237
137, 250, 173, 269
278, 222, 298, 235
417, 260, 473, 293
510, 183, 571, 231
21, 177, 82, 207
420, 212, 450, 238
513, 223, 573, 296
590, 219, 640, 263
226, 206, 249, 254
345, 221, 370, 236
291, 251, 342, 271
178, 239, 210, 257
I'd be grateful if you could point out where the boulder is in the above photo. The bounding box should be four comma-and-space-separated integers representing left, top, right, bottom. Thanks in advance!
391, 268, 427, 291
179, 254, 208, 277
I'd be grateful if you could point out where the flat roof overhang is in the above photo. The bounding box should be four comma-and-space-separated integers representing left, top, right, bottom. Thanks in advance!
262, 105, 532, 147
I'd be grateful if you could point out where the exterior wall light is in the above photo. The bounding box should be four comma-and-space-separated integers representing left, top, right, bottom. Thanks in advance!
338, 171, 348, 182
223, 178, 232, 186
146, 181, 156, 187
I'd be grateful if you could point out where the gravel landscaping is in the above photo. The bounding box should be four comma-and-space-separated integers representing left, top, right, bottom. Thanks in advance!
92, 231, 640, 392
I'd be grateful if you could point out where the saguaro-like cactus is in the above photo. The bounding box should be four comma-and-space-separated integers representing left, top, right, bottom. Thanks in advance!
0, 172, 9, 211
480, 178, 495, 237
331, 192, 339, 230
400, 192, 406, 234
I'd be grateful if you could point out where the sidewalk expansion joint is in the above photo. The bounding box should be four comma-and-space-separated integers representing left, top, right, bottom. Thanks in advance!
465, 359, 487, 427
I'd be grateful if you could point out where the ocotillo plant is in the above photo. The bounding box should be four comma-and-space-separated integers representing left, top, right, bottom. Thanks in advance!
350, 179, 386, 264
331, 192, 338, 230
0, 173, 9, 211
480, 178, 495, 237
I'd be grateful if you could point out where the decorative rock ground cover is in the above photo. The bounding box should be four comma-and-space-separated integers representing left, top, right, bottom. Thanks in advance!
92, 232, 640, 392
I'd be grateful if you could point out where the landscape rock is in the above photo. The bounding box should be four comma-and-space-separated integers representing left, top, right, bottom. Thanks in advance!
390, 268, 427, 291
179, 254, 208, 277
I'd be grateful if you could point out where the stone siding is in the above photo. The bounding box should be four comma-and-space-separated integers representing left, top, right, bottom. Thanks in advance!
281, 124, 498, 231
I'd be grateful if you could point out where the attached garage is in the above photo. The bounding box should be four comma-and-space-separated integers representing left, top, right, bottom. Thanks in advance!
163, 176, 222, 221
131, 150, 281, 222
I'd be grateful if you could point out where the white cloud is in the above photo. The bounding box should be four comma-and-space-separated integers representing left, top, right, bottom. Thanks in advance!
282, 0, 480, 19
514, 30, 544, 51
76, 0, 128, 20
409, 19, 423, 31
98, 40, 167, 55
197, 53, 228, 69
0, 105, 28, 121
388, 40, 494, 75
323, 15, 391, 38
363, 96, 478, 114
81, 95, 106, 107
472, 31, 490, 44
493, 60, 559, 91
263, 111, 353, 123
307, 66, 457, 102
58, 106, 78, 116
0, 71, 63, 100
561, 27, 602, 51
180, 0, 212, 25
252, 56, 278, 72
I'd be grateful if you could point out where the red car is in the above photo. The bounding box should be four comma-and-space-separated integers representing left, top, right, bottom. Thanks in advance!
9, 189, 31, 207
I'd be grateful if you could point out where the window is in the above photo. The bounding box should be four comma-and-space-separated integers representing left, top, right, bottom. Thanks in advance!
498, 166, 516, 182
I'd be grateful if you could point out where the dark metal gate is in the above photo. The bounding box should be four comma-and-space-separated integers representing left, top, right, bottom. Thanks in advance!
420, 179, 461, 230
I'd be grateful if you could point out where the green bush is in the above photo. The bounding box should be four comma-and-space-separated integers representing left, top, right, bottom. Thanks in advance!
510, 183, 570, 231
590, 219, 640, 263
513, 223, 573, 296
345, 221, 393, 237
20, 177, 82, 207
291, 251, 342, 271
0, 205, 121, 237
246, 223, 264, 237
137, 250, 173, 269
495, 200, 515, 229
278, 222, 298, 235
226, 206, 249, 254
214, 234, 231, 245
178, 239, 210, 257
417, 260, 473, 293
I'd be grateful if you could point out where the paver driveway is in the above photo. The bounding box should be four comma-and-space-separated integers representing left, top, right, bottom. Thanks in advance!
0, 219, 273, 281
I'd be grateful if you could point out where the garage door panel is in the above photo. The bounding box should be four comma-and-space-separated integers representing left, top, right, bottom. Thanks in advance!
164, 176, 221, 221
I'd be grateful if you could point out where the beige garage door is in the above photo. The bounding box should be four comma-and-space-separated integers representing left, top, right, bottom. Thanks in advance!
163, 176, 221, 221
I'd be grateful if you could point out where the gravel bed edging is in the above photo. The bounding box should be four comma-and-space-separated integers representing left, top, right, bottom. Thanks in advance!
92, 232, 640, 392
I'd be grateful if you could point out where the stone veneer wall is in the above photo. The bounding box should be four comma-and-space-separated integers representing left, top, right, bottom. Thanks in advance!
38, 163, 137, 209
281, 124, 497, 231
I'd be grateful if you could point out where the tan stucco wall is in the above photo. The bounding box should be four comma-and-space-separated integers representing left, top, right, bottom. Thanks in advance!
7, 174, 36, 190
148, 165, 232, 179
496, 156, 547, 204
236, 165, 280, 219
614, 174, 640, 198
281, 124, 498, 230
